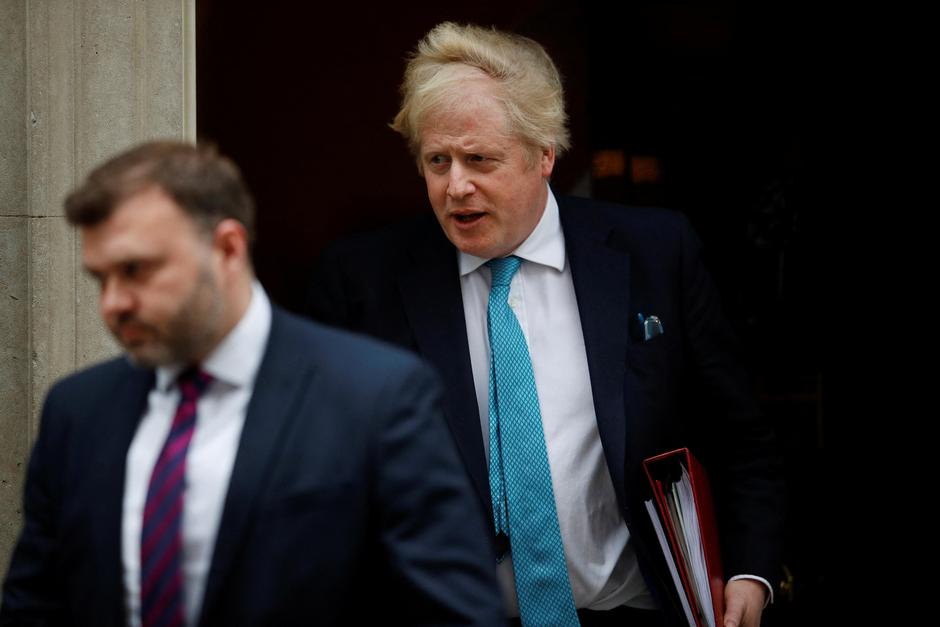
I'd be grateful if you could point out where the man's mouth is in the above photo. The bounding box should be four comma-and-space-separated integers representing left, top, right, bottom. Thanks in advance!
454, 212, 485, 224
114, 320, 151, 345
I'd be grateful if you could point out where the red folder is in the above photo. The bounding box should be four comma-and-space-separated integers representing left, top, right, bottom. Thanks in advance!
643, 448, 724, 627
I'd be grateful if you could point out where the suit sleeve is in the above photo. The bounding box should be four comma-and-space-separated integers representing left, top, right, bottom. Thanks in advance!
369, 361, 505, 626
677, 215, 786, 585
1, 387, 68, 626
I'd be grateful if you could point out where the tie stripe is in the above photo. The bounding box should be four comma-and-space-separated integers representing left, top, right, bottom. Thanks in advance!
140, 368, 212, 627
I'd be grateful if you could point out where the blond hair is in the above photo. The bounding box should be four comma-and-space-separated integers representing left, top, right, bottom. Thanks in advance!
391, 22, 570, 165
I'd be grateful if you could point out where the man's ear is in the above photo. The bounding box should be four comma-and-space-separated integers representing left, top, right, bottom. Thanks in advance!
212, 219, 249, 271
540, 144, 556, 178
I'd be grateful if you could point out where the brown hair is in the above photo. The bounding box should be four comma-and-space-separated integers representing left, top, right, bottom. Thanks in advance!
65, 141, 255, 242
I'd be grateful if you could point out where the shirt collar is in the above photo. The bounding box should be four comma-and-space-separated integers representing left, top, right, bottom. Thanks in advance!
155, 280, 272, 392
458, 184, 566, 276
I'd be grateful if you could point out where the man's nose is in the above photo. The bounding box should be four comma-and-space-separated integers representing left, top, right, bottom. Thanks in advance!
100, 277, 135, 319
446, 163, 476, 199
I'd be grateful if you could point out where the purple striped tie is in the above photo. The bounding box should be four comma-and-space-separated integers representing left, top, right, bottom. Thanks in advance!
140, 367, 212, 627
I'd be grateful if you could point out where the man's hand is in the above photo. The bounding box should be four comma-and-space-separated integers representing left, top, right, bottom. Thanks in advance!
723, 579, 766, 627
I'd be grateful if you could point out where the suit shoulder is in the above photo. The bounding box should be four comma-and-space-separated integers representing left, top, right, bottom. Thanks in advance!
38, 357, 150, 439
269, 309, 441, 417
46, 356, 140, 403
560, 195, 689, 232
559, 196, 695, 258
271, 307, 432, 378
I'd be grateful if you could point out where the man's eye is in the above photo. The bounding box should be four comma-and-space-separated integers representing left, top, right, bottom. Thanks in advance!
123, 262, 140, 278
469, 154, 486, 163
429, 155, 448, 166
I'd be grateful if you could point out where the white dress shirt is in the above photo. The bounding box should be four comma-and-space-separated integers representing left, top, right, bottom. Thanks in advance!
122, 281, 272, 627
459, 189, 657, 615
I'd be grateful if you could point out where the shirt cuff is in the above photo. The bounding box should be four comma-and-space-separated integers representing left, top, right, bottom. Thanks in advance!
728, 574, 773, 608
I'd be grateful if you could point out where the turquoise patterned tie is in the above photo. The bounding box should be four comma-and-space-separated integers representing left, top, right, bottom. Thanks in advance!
486, 256, 579, 627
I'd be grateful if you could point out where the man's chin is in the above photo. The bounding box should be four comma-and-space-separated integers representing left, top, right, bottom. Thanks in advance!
448, 233, 494, 259
121, 343, 174, 369
453, 240, 513, 260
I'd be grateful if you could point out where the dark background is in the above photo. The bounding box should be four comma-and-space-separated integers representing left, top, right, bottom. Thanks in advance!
198, 2, 839, 623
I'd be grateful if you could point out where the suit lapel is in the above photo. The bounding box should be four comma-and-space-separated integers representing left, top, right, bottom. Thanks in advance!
199, 308, 312, 624
560, 198, 631, 511
396, 225, 491, 516
87, 362, 154, 624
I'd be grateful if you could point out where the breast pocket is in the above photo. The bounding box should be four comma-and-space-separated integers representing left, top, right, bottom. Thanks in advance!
626, 333, 669, 378
624, 332, 682, 430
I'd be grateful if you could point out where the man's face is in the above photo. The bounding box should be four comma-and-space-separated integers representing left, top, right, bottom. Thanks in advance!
81, 186, 225, 367
419, 83, 555, 259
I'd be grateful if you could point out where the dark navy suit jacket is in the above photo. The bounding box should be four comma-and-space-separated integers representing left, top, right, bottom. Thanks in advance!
305, 195, 786, 623
1, 307, 505, 626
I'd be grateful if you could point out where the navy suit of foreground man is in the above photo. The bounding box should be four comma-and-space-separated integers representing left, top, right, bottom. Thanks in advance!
1, 141, 504, 627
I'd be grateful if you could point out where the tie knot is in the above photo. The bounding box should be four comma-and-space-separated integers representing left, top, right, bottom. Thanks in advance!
486, 256, 522, 287
177, 366, 213, 400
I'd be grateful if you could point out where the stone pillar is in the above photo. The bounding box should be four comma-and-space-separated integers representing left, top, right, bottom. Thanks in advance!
0, 0, 195, 580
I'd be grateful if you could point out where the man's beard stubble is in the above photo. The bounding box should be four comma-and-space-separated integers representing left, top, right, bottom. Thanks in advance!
117, 265, 225, 368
